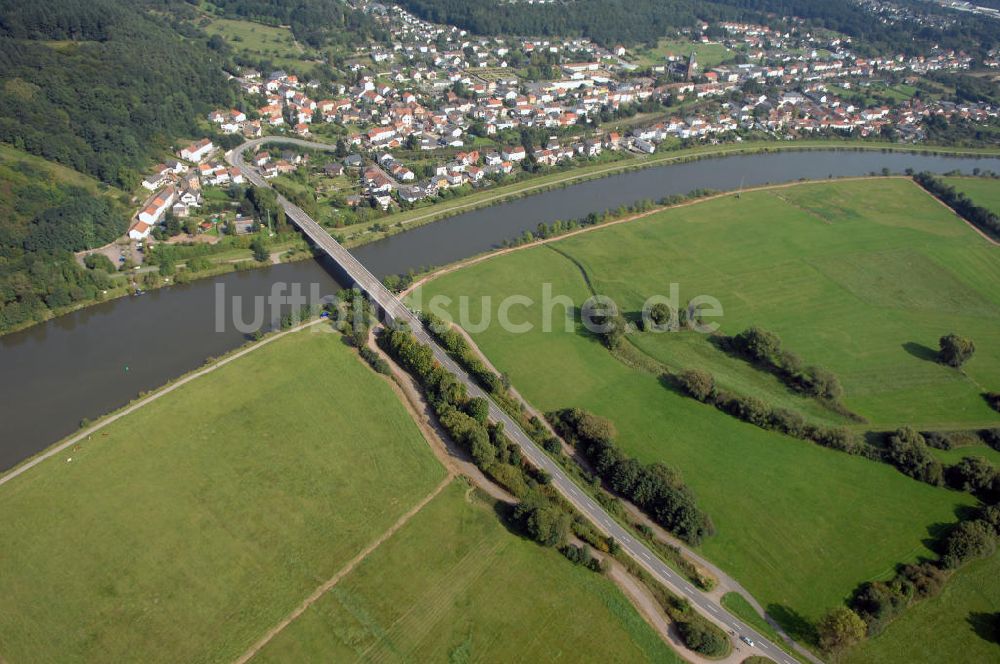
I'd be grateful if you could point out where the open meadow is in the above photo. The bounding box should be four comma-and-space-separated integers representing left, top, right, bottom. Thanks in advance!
413, 177, 998, 646
253, 480, 681, 663
0, 328, 447, 663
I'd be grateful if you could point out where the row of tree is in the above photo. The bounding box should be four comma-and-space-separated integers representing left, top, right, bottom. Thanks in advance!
722, 326, 845, 402
819, 502, 1000, 653
549, 408, 715, 546
913, 173, 1000, 241
677, 368, 864, 453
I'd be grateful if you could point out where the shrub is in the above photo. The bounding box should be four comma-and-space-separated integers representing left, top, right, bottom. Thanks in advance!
810, 427, 861, 454
938, 333, 976, 368
677, 369, 716, 402
83, 253, 116, 273
940, 519, 997, 569
922, 431, 954, 450
676, 617, 728, 656
983, 428, 1000, 452
884, 427, 944, 486
358, 347, 390, 375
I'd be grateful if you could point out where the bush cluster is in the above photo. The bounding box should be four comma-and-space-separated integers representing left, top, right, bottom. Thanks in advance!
883, 427, 945, 486
837, 494, 1000, 646
722, 326, 844, 400
549, 408, 714, 546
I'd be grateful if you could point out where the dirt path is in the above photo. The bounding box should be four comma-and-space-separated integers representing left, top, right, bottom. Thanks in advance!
0, 319, 328, 488
232, 476, 455, 664
364, 333, 515, 503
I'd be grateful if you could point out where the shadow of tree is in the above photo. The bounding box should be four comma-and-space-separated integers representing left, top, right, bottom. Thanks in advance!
968, 612, 1000, 645
902, 341, 939, 363
766, 603, 818, 646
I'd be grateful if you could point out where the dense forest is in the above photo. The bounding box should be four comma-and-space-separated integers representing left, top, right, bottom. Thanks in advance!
0, 0, 238, 331
392, 0, 1000, 56
0, 0, 235, 190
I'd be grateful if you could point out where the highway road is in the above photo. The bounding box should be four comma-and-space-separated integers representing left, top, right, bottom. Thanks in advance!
227, 138, 817, 664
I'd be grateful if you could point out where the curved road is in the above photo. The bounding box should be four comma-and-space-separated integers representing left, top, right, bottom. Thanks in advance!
227, 137, 819, 664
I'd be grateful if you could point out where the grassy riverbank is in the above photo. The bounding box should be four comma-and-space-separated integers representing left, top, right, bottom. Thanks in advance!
412, 177, 995, 644
338, 138, 1000, 248
5, 139, 1000, 341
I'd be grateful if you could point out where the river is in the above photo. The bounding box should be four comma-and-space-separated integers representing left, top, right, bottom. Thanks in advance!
2, 148, 999, 470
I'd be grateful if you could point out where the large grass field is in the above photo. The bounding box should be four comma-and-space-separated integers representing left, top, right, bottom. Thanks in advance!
0, 328, 448, 663
944, 175, 1000, 217
413, 178, 996, 640
254, 480, 681, 663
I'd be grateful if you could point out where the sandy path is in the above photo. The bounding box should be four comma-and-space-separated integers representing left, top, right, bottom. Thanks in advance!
232, 476, 455, 664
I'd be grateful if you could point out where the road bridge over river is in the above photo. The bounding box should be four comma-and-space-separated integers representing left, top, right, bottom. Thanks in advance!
226, 138, 818, 664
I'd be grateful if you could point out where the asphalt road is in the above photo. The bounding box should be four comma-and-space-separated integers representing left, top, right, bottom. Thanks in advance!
227, 138, 815, 664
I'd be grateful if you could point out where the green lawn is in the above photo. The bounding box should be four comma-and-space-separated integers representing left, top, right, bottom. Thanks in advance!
843, 553, 1000, 664
202, 17, 317, 71
944, 176, 1000, 217
413, 178, 992, 640
634, 38, 732, 69
0, 328, 447, 663
254, 480, 681, 663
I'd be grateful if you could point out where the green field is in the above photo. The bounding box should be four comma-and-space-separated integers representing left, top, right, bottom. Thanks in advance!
414, 178, 995, 640
0, 329, 447, 663
944, 176, 1000, 217
634, 38, 732, 69
843, 553, 1000, 664
202, 17, 315, 70
254, 481, 681, 663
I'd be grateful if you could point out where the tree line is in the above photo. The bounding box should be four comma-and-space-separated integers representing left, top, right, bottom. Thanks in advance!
913, 172, 1000, 242
549, 408, 715, 546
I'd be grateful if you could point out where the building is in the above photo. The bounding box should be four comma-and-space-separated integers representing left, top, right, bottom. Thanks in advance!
178, 138, 215, 163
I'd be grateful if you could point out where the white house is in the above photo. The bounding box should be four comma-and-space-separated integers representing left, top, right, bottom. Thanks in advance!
178, 139, 215, 163
138, 187, 176, 225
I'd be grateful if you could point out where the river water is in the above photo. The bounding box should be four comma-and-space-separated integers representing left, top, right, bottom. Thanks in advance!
2, 149, 999, 470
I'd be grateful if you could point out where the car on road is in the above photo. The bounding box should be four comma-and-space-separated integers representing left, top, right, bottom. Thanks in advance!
740, 636, 755, 647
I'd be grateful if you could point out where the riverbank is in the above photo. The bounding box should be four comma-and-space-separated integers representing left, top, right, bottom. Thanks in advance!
338, 138, 1000, 247
4, 138, 999, 341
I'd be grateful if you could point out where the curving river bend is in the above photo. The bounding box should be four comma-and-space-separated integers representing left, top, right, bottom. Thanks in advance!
3, 148, 999, 470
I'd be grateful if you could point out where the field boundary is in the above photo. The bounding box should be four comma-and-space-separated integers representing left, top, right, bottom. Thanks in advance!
232, 475, 455, 664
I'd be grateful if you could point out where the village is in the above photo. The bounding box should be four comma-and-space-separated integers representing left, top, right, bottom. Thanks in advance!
123, 0, 1000, 250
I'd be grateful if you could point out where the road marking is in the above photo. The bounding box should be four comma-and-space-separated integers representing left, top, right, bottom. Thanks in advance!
708, 605, 719, 614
